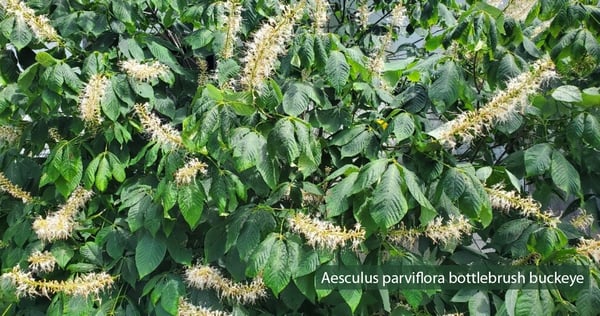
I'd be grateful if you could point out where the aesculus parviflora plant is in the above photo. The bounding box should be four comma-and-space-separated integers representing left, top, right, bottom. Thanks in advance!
0, 0, 600, 315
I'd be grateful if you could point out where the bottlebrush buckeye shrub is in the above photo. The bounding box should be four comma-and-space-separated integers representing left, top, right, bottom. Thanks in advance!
0, 0, 600, 315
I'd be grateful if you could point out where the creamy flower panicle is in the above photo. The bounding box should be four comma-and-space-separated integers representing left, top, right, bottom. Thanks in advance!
33, 187, 93, 242
486, 184, 558, 227
134, 103, 183, 149
288, 212, 365, 251
178, 297, 232, 316
388, 215, 472, 248
2, 266, 113, 298
432, 57, 556, 148
0, 125, 21, 144
0, 172, 32, 203
220, 0, 243, 60
241, 1, 306, 90
120, 59, 170, 82
79, 74, 109, 125
0, 0, 60, 42
27, 251, 57, 274
174, 158, 208, 186
185, 264, 267, 305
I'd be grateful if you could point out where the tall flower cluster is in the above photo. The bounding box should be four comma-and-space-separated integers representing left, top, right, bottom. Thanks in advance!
0, 0, 60, 42
356, 1, 370, 30
220, 0, 242, 60
288, 212, 365, 251
241, 1, 305, 90
2, 266, 113, 298
390, 1, 408, 29
174, 158, 208, 186
32, 187, 93, 242
0, 172, 32, 203
134, 103, 183, 149
120, 59, 170, 82
312, 0, 329, 34
431, 57, 556, 148
178, 297, 231, 316
388, 215, 472, 248
570, 209, 594, 232
79, 74, 109, 125
576, 238, 600, 263
27, 250, 57, 274
184, 264, 267, 305
486, 185, 558, 226
425, 215, 472, 245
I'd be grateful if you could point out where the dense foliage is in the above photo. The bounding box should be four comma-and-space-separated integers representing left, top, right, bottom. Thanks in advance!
0, 0, 600, 315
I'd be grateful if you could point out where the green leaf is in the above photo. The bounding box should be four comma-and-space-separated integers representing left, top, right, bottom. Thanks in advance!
371, 164, 408, 229
264, 239, 291, 296
391, 113, 415, 142
441, 168, 467, 201
515, 290, 543, 316
51, 242, 74, 269
325, 51, 350, 93
247, 233, 278, 276
177, 184, 205, 229
83, 155, 100, 189
282, 82, 313, 116
551, 151, 582, 198
108, 153, 126, 182
552, 85, 582, 103
577, 287, 600, 316
352, 158, 388, 194
10, 18, 32, 50
584, 114, 600, 149
231, 128, 263, 171
95, 156, 111, 192
524, 143, 552, 177
270, 119, 300, 162
340, 289, 362, 313
468, 291, 490, 316
135, 232, 167, 278
527, 227, 567, 259
36, 52, 57, 67
402, 166, 436, 219
429, 61, 461, 110
326, 172, 358, 218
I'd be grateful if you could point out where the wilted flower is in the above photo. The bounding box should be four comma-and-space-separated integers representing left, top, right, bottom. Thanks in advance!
0, 172, 32, 203
0, 0, 60, 42
424, 215, 472, 245
486, 185, 558, 227
178, 297, 232, 316
174, 158, 208, 186
570, 209, 594, 232
28, 251, 57, 274
185, 264, 267, 304
134, 103, 183, 149
431, 57, 556, 148
2, 266, 113, 298
120, 59, 170, 82
79, 74, 109, 125
220, 0, 243, 60
0, 125, 21, 144
32, 187, 93, 242
576, 238, 600, 263
241, 1, 305, 90
288, 212, 365, 251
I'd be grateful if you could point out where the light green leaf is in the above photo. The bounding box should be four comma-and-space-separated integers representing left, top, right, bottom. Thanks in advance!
283, 82, 314, 116
95, 156, 111, 192
552, 85, 582, 103
10, 18, 32, 50
577, 287, 600, 316
392, 113, 415, 142
135, 232, 167, 278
